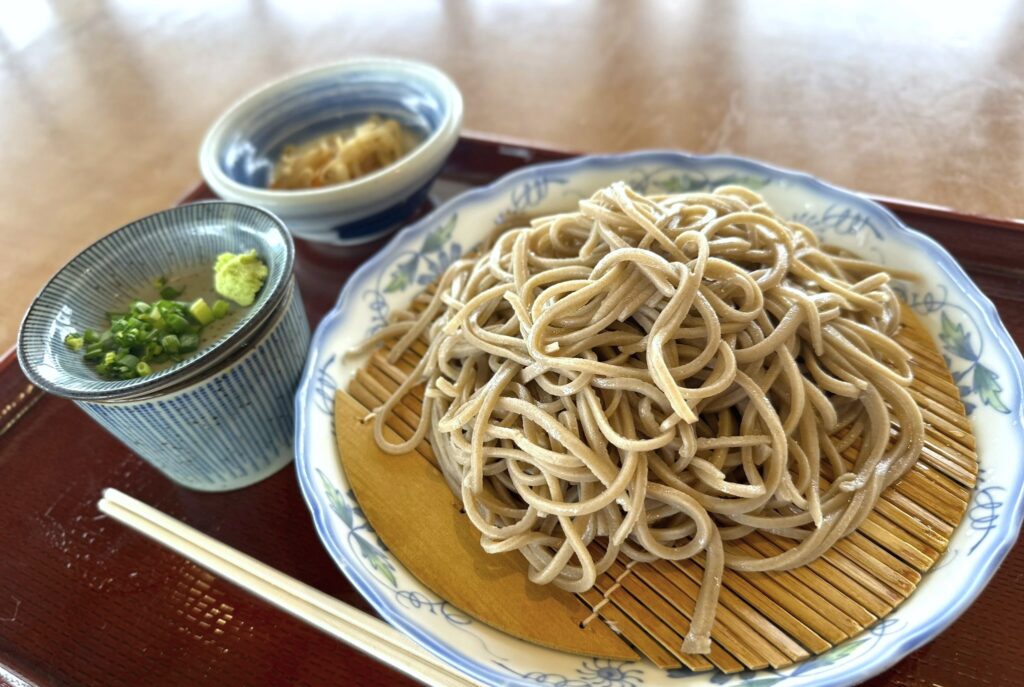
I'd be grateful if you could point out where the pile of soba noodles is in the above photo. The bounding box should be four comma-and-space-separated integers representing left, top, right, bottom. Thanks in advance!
362, 182, 923, 654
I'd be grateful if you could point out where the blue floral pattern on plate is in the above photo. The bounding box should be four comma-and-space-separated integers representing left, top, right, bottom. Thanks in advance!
967, 469, 1006, 555
894, 284, 1011, 415
294, 151, 1024, 686
363, 214, 463, 333
627, 167, 770, 196
497, 658, 645, 686
315, 466, 505, 658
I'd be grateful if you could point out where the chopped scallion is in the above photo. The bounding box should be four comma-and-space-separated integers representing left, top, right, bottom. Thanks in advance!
166, 313, 190, 334
212, 299, 230, 319
188, 298, 214, 326
161, 334, 180, 353
64, 333, 85, 351
66, 266, 250, 380
179, 333, 199, 352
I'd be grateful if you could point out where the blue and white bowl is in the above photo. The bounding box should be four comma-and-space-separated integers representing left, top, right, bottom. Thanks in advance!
199, 58, 463, 245
18, 202, 311, 491
295, 152, 1024, 685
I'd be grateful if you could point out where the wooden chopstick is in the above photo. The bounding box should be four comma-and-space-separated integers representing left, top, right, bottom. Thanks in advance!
97, 488, 482, 687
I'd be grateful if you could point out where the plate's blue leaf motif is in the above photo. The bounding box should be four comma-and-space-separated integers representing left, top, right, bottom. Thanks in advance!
896, 285, 1011, 416
497, 658, 643, 687
349, 496, 367, 524
626, 167, 770, 196
362, 213, 463, 333
317, 468, 353, 528
658, 173, 767, 194
973, 363, 1010, 413
383, 259, 415, 293
417, 241, 462, 287
422, 213, 456, 253
354, 535, 397, 587
317, 470, 397, 586
312, 354, 337, 416
939, 312, 977, 361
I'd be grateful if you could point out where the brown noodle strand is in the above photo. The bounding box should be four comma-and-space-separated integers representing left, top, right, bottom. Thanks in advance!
362, 182, 923, 654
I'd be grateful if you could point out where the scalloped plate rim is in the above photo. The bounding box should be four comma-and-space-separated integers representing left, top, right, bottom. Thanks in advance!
294, 149, 1024, 687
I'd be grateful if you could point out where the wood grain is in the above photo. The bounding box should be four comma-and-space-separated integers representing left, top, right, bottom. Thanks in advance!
0, 138, 1021, 687
333, 391, 639, 661
6, 1, 1024, 349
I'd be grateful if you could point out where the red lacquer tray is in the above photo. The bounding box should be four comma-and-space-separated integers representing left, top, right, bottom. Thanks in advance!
2, 135, 1023, 687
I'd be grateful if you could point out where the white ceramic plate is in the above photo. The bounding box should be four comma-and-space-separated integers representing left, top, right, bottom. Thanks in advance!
294, 152, 1024, 687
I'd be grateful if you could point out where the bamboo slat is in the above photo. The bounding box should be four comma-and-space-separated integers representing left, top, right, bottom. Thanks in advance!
338, 303, 977, 672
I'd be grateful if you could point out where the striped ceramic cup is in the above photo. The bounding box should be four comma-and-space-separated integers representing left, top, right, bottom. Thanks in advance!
17, 202, 311, 491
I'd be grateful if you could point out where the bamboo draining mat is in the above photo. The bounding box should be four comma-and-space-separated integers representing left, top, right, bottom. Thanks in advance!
340, 296, 977, 674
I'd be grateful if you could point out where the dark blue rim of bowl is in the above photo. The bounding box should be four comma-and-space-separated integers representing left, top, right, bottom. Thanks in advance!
17, 201, 295, 402
329, 174, 439, 243
204, 58, 461, 201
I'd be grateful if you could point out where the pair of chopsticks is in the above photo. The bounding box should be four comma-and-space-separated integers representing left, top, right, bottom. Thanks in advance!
98, 489, 483, 687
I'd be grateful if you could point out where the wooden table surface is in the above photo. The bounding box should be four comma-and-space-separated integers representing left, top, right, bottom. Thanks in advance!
3, 3, 1024, 686
5, 1, 1024, 348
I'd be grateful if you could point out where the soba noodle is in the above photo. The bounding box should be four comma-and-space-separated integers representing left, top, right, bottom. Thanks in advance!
359, 182, 923, 654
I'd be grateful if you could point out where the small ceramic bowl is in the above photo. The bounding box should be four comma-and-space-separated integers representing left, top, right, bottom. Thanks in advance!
18, 202, 311, 491
199, 57, 463, 245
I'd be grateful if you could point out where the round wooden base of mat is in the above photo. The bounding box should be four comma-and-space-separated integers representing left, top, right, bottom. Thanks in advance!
339, 300, 977, 674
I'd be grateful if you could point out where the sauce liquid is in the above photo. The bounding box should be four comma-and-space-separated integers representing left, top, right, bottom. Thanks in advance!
140, 268, 246, 372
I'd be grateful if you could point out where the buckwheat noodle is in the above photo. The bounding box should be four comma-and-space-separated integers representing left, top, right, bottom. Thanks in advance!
359, 182, 923, 655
